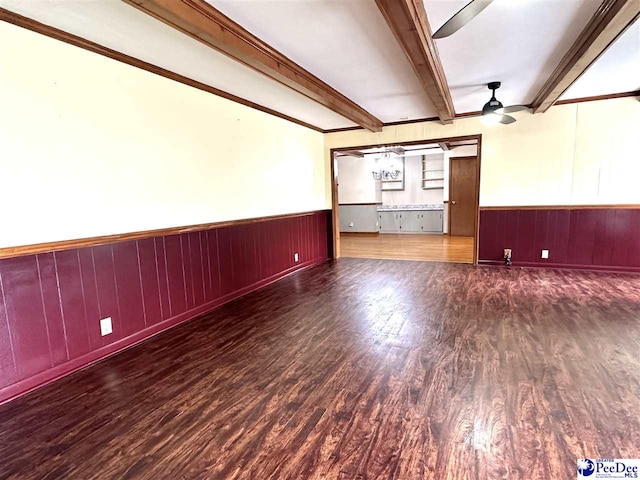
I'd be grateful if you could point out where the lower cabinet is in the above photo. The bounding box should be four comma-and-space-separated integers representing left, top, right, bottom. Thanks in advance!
378, 210, 443, 233
339, 205, 379, 233
379, 211, 402, 232
401, 212, 420, 232
420, 211, 444, 232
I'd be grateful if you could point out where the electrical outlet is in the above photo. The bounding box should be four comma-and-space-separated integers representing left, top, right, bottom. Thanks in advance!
294, 252, 299, 263
541, 249, 549, 259
100, 317, 113, 336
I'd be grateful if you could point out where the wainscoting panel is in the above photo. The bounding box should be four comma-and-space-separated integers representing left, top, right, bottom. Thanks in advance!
0, 210, 330, 404
479, 207, 640, 271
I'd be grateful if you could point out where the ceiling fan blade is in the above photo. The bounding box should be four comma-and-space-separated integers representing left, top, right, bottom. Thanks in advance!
496, 105, 529, 114
432, 0, 495, 39
498, 114, 517, 125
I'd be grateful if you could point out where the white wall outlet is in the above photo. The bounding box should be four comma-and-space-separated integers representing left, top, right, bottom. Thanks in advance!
100, 317, 113, 336
541, 249, 549, 259
294, 252, 299, 263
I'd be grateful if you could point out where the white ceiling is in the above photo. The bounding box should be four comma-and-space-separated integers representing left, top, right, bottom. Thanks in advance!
210, 0, 439, 122
0, 0, 636, 131
560, 18, 640, 100
0, 0, 357, 130
424, 0, 603, 112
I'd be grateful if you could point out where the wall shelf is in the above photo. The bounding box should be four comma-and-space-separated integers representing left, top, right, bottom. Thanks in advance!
422, 157, 445, 191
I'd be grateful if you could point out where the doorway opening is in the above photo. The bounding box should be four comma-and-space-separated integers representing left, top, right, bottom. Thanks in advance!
330, 135, 481, 264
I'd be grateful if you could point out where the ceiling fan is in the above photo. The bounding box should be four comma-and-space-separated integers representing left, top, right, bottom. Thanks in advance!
433, 0, 495, 39
482, 82, 528, 125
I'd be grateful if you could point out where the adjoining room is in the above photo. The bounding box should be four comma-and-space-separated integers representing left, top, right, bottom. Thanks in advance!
0, 1, 639, 479
335, 137, 479, 263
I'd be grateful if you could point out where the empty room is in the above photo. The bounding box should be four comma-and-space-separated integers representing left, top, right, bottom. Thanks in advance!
335, 138, 479, 263
0, 1, 638, 479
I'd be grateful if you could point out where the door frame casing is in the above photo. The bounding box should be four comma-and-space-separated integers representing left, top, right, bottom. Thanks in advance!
448, 155, 480, 239
329, 134, 482, 265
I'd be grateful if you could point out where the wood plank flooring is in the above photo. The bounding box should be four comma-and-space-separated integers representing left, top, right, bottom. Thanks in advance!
0, 259, 639, 479
340, 233, 474, 263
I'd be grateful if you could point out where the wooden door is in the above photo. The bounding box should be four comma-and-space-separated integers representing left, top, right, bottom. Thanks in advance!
449, 157, 478, 237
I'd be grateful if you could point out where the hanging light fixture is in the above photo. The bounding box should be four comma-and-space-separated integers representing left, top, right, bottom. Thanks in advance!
372, 150, 402, 180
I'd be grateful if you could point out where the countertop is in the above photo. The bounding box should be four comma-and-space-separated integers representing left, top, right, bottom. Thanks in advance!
377, 204, 444, 212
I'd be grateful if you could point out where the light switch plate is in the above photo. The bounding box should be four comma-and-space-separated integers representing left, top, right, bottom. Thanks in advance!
541, 249, 549, 259
100, 317, 112, 336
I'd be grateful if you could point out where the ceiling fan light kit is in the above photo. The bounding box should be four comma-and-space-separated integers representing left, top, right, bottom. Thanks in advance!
480, 81, 526, 125
482, 81, 504, 115
434, 1, 531, 126
481, 111, 503, 126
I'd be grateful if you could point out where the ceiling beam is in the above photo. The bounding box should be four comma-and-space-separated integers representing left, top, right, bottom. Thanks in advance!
531, 0, 640, 113
375, 0, 456, 122
337, 150, 365, 158
122, 0, 383, 132
448, 140, 477, 147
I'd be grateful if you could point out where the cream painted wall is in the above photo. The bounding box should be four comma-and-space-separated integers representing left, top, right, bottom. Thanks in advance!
3, 21, 639, 251
0, 22, 328, 249
325, 97, 640, 207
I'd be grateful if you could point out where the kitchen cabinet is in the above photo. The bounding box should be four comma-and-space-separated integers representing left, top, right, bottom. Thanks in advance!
378, 210, 443, 233
379, 211, 402, 232
420, 211, 443, 232
339, 205, 379, 233
401, 212, 421, 232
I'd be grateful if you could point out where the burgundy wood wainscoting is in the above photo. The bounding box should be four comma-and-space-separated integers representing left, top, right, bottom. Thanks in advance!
478, 206, 640, 272
0, 210, 331, 405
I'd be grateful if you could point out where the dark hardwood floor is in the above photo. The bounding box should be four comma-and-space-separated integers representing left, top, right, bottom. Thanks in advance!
0, 259, 639, 479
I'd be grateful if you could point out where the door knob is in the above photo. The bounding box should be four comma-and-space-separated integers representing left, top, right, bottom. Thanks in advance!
451, 200, 457, 205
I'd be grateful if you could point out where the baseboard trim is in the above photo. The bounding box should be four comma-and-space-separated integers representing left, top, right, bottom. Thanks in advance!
340, 232, 380, 237
478, 259, 640, 274
0, 256, 328, 406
